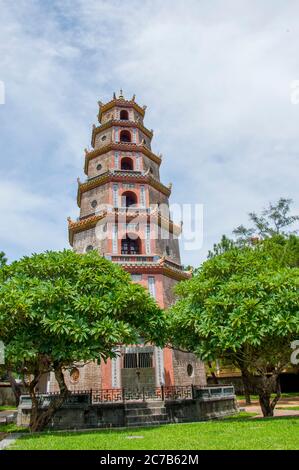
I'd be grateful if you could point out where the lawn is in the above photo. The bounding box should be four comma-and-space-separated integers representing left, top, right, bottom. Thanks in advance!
0, 406, 16, 412
277, 406, 299, 411
8, 414, 299, 450
237, 392, 299, 402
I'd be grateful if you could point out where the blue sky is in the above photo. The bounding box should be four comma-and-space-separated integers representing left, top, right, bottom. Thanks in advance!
0, 0, 298, 266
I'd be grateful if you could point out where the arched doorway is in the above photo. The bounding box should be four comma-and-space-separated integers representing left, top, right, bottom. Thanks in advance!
120, 109, 129, 120
121, 157, 134, 171
120, 130, 131, 142
121, 191, 137, 208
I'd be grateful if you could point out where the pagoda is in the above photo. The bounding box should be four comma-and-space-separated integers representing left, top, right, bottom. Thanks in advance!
50, 91, 206, 392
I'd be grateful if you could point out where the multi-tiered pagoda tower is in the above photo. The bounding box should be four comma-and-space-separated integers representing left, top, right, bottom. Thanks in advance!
52, 91, 206, 391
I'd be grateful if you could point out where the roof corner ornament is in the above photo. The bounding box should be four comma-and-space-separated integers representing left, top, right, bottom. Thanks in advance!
92, 124, 96, 130
98, 100, 103, 107
84, 148, 89, 155
113, 92, 116, 99
77, 177, 81, 184
132, 94, 136, 102
119, 89, 124, 99
142, 105, 147, 111
168, 182, 173, 190
158, 153, 163, 160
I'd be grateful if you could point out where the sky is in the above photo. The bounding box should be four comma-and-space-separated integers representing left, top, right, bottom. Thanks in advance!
0, 0, 298, 267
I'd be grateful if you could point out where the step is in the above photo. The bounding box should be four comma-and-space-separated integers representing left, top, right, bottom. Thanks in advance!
125, 406, 166, 413
126, 408, 167, 416
126, 414, 168, 424
125, 401, 164, 409
127, 419, 169, 428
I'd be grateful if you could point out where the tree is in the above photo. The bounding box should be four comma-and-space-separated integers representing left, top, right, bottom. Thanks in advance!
208, 199, 299, 259
233, 198, 299, 244
0, 250, 166, 431
169, 237, 299, 417
207, 235, 235, 259
206, 199, 299, 403
0, 252, 22, 405
0, 251, 7, 268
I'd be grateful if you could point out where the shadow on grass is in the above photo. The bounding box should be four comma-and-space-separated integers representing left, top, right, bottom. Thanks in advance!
13, 414, 255, 440
8, 412, 299, 443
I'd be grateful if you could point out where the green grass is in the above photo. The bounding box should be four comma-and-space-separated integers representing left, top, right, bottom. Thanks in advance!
0, 423, 27, 434
237, 392, 299, 401
277, 406, 299, 411
9, 414, 299, 450
0, 405, 16, 412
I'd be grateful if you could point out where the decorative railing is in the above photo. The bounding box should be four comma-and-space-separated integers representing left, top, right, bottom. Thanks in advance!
108, 254, 159, 264
194, 385, 235, 400
116, 207, 151, 214
92, 386, 193, 403
19, 390, 92, 408
19, 385, 235, 408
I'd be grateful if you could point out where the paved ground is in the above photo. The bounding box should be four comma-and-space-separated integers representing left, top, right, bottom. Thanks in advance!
0, 433, 22, 450
239, 396, 299, 418
0, 409, 17, 424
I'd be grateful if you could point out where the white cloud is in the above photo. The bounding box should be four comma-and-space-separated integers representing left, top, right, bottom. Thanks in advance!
0, 179, 75, 258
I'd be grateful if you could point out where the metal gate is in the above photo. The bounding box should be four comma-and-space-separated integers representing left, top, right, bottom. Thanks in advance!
121, 346, 156, 390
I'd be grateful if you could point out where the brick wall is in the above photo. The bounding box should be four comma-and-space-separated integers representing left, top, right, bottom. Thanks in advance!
172, 350, 206, 387
49, 362, 102, 392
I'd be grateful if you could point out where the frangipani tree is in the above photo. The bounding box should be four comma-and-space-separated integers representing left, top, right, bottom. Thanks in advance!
169, 237, 299, 417
0, 250, 166, 431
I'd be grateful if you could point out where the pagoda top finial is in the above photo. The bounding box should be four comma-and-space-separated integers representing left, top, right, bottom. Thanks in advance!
119, 89, 124, 99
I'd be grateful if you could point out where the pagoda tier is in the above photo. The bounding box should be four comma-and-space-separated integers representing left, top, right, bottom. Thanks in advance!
84, 142, 162, 174
91, 119, 153, 148
77, 170, 171, 206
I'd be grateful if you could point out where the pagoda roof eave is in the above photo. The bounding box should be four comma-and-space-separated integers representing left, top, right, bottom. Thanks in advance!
84, 143, 161, 174
120, 263, 191, 281
67, 210, 181, 245
91, 120, 153, 147
76, 170, 171, 206
98, 98, 145, 122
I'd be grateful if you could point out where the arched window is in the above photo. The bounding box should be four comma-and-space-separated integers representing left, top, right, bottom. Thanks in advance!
121, 236, 141, 255
121, 157, 134, 171
120, 130, 131, 143
121, 191, 137, 208
120, 109, 129, 120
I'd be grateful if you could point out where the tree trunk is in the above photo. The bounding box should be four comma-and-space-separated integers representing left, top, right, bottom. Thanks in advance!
258, 391, 274, 417
29, 367, 69, 432
7, 370, 22, 406
257, 374, 281, 417
28, 371, 43, 431
207, 361, 219, 384
240, 368, 252, 405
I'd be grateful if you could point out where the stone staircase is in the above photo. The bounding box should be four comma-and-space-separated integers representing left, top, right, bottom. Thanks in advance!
125, 401, 169, 427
